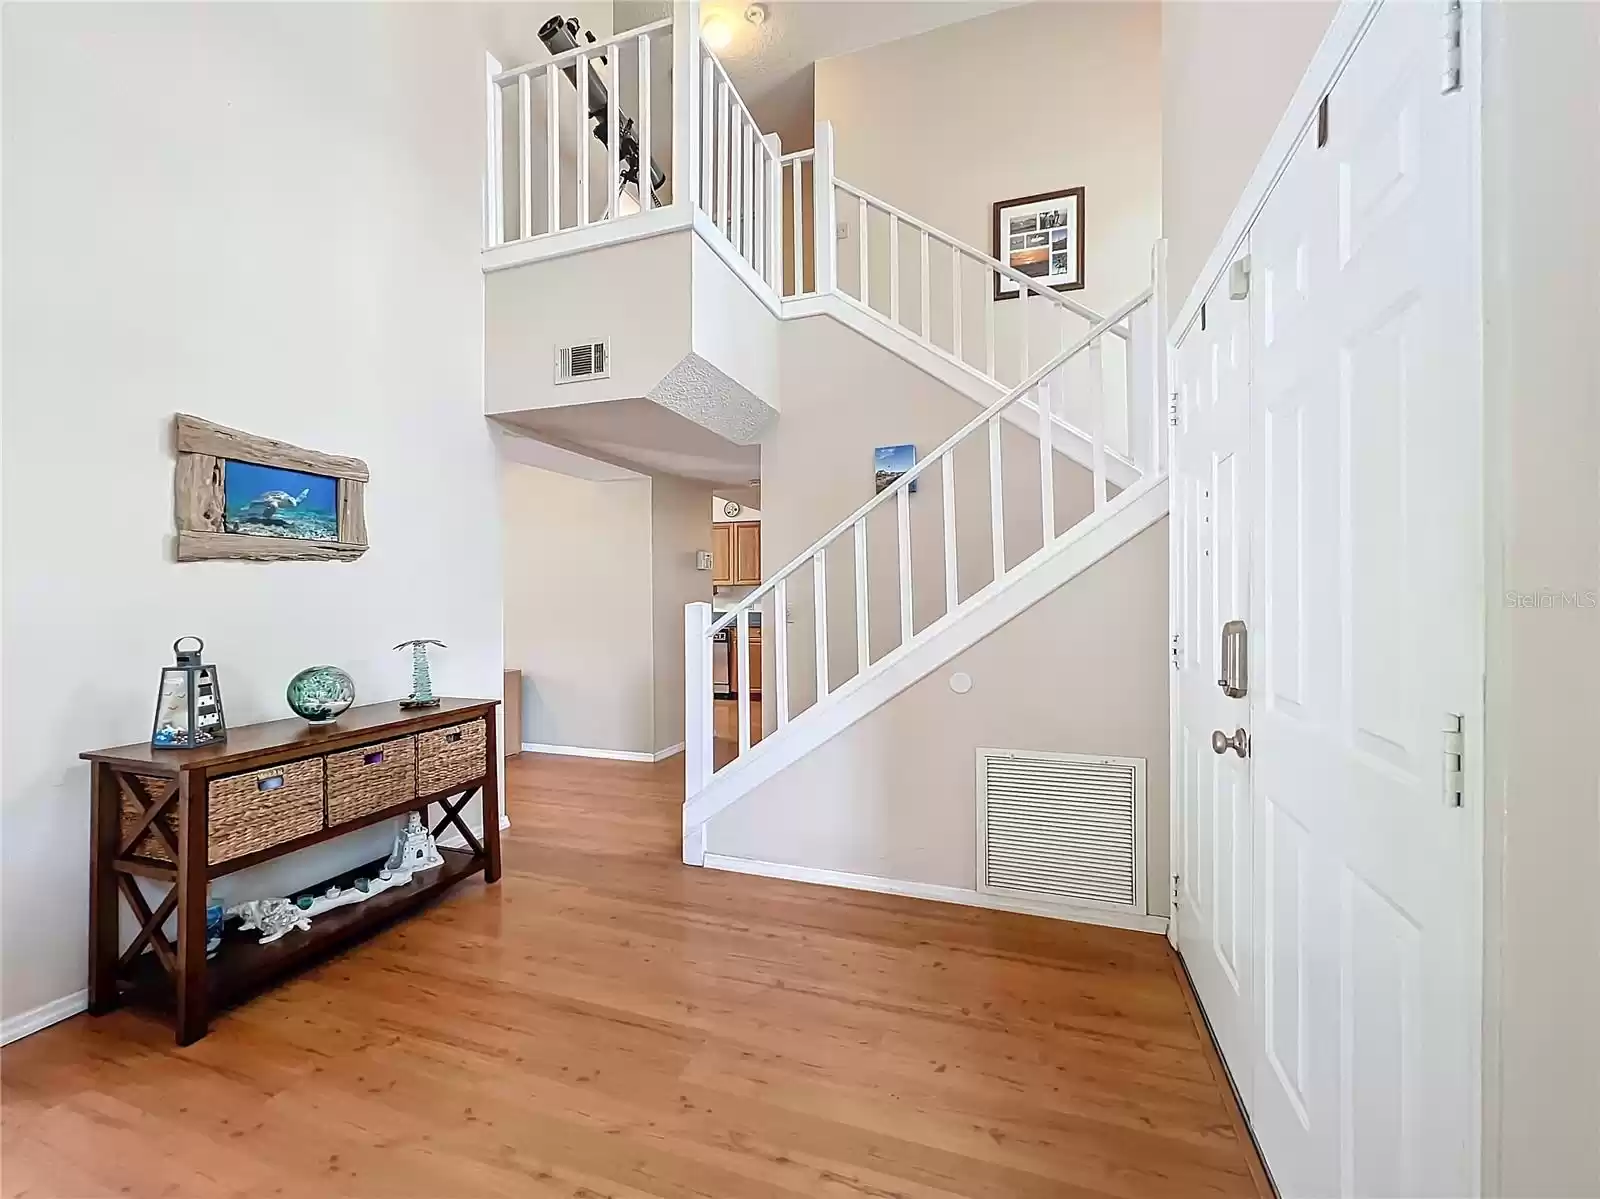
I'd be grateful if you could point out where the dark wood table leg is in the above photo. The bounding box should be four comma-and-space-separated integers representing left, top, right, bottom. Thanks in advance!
174, 770, 208, 1045
87, 763, 121, 1015
483, 715, 502, 883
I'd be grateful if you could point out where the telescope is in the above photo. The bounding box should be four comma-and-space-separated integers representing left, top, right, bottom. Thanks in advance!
538, 15, 668, 204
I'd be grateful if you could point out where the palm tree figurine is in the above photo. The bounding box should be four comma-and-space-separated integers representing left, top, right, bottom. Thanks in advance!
395, 639, 447, 708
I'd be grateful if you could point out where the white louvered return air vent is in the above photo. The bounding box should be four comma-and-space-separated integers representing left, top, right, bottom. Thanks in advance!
555, 339, 609, 384
976, 749, 1145, 913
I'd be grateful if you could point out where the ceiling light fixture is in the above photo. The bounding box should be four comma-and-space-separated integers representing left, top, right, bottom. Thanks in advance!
701, 14, 733, 51
744, 4, 767, 26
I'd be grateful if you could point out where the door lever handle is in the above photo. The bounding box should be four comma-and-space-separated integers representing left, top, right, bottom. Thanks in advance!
1211, 727, 1250, 759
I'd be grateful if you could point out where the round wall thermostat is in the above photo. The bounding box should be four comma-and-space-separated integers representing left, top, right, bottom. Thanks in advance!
949, 671, 973, 695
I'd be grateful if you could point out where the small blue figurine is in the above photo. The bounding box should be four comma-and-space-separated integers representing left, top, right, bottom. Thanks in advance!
395, 639, 446, 708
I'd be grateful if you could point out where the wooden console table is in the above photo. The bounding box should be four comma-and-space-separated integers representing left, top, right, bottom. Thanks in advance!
81, 698, 500, 1044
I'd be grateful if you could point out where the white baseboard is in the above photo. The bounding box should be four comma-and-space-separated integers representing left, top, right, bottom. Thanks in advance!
520, 741, 683, 763
1, 989, 88, 1046
653, 742, 685, 762
700, 853, 1169, 936
435, 813, 512, 853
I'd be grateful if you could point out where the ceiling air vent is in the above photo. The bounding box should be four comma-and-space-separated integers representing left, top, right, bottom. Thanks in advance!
976, 749, 1146, 912
556, 339, 609, 384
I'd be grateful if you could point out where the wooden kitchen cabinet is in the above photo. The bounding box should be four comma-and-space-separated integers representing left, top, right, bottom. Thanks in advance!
713, 521, 761, 588
711, 524, 734, 586
727, 627, 762, 697
733, 522, 761, 585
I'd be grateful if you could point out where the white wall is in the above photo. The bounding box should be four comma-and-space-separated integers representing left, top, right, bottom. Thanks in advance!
651, 474, 714, 753
708, 522, 1170, 915
1159, 0, 1336, 312
816, 2, 1162, 327
503, 464, 656, 753
1480, 3, 1600, 1192
0, 2, 537, 1031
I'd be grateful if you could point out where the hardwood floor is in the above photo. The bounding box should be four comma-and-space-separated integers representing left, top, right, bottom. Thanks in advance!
2, 753, 1268, 1199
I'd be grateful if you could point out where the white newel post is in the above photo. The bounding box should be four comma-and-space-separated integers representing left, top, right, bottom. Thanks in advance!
671, 0, 702, 214
812, 120, 837, 295
683, 600, 712, 865
764, 132, 782, 290
484, 53, 504, 249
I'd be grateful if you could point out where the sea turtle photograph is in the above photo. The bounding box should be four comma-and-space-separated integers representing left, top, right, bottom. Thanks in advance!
222, 461, 339, 540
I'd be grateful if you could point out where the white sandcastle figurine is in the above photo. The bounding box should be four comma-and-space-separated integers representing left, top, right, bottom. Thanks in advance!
386, 812, 443, 874
226, 815, 445, 945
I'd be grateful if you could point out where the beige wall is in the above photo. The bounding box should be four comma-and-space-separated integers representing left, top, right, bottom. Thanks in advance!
503, 464, 655, 753
651, 473, 714, 753
1159, 0, 1335, 313
816, 2, 1162, 324
763, 315, 1100, 717
1, 1, 524, 1028
708, 521, 1170, 915
1480, 3, 1600, 1192
503, 463, 709, 757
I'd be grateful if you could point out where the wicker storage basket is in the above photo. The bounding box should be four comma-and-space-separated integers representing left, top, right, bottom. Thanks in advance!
119, 775, 181, 863
416, 720, 487, 795
327, 735, 416, 826
207, 757, 325, 865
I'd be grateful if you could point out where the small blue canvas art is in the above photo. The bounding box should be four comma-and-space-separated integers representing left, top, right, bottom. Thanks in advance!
223, 461, 339, 541
874, 444, 918, 495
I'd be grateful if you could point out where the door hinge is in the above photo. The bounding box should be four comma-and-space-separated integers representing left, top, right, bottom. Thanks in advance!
1171, 873, 1181, 909
1171, 633, 1182, 668
1441, 0, 1463, 94
1168, 391, 1180, 428
1443, 712, 1465, 807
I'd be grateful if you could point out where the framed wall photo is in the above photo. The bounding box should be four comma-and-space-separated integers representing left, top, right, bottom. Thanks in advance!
992, 187, 1085, 301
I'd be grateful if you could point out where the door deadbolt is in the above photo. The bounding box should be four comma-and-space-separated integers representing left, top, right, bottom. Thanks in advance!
1217, 619, 1248, 698
1211, 727, 1249, 758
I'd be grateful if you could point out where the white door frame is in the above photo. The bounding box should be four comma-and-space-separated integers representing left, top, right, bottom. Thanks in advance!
1165, 0, 1485, 1189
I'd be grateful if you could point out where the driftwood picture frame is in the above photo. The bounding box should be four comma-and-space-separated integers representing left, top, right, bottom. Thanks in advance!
172, 414, 370, 562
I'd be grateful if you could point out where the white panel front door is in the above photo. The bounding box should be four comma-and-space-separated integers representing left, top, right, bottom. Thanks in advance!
1244, 2, 1479, 1195
1173, 267, 1254, 1094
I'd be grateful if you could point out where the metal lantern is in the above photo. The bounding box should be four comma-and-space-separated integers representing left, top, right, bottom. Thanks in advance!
150, 636, 227, 749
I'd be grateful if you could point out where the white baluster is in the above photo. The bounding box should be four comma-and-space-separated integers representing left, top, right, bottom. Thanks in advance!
889, 214, 900, 325
700, 56, 714, 213
941, 453, 958, 613
896, 487, 913, 645
773, 577, 790, 727
790, 159, 804, 294
1152, 239, 1171, 474
751, 133, 763, 273
546, 67, 560, 232
730, 111, 742, 246
813, 550, 829, 699
485, 55, 504, 247
985, 272, 996, 378
637, 33, 653, 210
951, 245, 963, 362
576, 51, 590, 226
1020, 287, 1030, 379
813, 122, 837, 295
737, 608, 752, 756
1038, 379, 1055, 544
919, 232, 931, 341
517, 73, 532, 240
606, 51, 620, 221
1090, 336, 1107, 509
858, 194, 869, 308
717, 82, 730, 234
853, 519, 869, 673
988, 417, 1005, 580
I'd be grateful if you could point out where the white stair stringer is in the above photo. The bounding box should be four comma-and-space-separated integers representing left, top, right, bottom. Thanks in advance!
682, 473, 1169, 853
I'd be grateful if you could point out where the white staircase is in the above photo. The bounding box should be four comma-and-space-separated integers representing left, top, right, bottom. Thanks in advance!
477, 4, 1172, 862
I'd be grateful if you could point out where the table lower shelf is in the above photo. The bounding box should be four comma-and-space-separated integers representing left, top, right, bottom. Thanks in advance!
122, 846, 484, 1015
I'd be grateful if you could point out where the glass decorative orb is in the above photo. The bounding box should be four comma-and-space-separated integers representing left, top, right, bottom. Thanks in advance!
285, 666, 355, 725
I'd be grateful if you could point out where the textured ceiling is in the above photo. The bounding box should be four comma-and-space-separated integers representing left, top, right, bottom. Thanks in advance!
615, 1, 1025, 148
